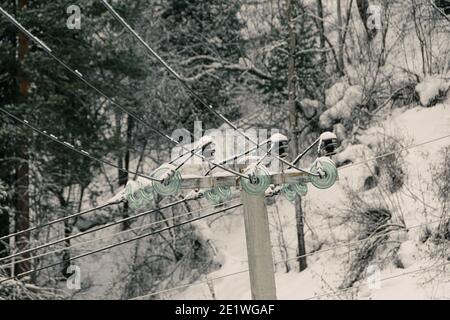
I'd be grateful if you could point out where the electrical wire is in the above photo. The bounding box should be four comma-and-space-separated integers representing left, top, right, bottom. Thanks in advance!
0, 202, 242, 284
0, 6, 248, 180
0, 106, 160, 182
129, 216, 450, 300
130, 130, 450, 299
291, 138, 320, 166
0, 196, 197, 264
338, 133, 450, 171
0, 199, 122, 243
204, 139, 269, 176
4, 129, 449, 276
100, 0, 319, 177
3, 199, 241, 272
304, 260, 450, 300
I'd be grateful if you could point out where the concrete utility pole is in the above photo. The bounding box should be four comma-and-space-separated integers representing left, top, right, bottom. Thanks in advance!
178, 169, 311, 300
241, 191, 277, 300
130, 138, 336, 299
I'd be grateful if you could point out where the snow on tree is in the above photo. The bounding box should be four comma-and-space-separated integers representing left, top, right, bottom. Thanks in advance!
319, 85, 364, 129
325, 81, 349, 107
415, 76, 450, 107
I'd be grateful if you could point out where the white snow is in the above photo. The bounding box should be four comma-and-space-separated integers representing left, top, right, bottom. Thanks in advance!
325, 81, 349, 107
396, 241, 419, 269
164, 102, 450, 301
63, 93, 450, 301
415, 77, 449, 107
300, 98, 321, 119
320, 85, 363, 129
334, 144, 376, 191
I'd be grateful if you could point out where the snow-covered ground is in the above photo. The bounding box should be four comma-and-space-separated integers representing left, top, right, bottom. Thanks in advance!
65, 0, 450, 298
159, 101, 450, 300
62, 87, 450, 301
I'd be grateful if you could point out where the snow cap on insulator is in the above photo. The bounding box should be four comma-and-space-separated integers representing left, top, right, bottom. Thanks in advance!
197, 136, 215, 160
269, 133, 289, 158
319, 131, 338, 156
195, 135, 213, 148
320, 131, 337, 141
269, 133, 288, 143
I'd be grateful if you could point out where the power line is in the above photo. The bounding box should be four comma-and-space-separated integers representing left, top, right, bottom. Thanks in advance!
1, 188, 279, 270
4, 186, 278, 270
10, 128, 444, 294
0, 106, 161, 183
100, 0, 319, 177
129, 130, 450, 299
129, 216, 449, 299
2, 123, 448, 291
0, 6, 248, 180
0, 196, 199, 264
338, 133, 450, 170
0, 202, 242, 284
0, 198, 122, 243
204, 140, 267, 176
4, 199, 241, 271
304, 260, 450, 300
130, 269, 249, 300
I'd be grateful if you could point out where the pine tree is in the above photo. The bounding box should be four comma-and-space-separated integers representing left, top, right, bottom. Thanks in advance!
262, 2, 322, 106
147, 0, 246, 133
0, 0, 152, 278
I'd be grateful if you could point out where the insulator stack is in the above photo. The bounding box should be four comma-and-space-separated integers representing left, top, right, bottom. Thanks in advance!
309, 157, 338, 189
151, 163, 182, 196
240, 165, 271, 195
318, 132, 339, 157
204, 186, 232, 205
269, 133, 289, 158
125, 181, 155, 209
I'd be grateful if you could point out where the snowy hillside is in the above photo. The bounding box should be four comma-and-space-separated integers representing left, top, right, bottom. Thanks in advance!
160, 101, 450, 300
67, 93, 449, 300
2, 0, 450, 303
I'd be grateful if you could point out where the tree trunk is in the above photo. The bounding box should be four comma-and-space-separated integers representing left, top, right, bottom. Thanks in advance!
14, 137, 30, 275
121, 115, 134, 230
356, 0, 377, 42
14, 0, 31, 276
286, 0, 307, 272
124, 115, 134, 182
316, 0, 327, 103
115, 111, 126, 186
295, 199, 307, 271
54, 191, 71, 278
61, 215, 72, 277
336, 0, 345, 75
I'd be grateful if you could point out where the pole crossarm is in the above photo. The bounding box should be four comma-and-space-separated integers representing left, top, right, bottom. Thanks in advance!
179, 169, 311, 189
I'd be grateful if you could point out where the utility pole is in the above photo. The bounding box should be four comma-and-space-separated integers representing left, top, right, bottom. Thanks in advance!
240, 191, 277, 300
176, 168, 316, 299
